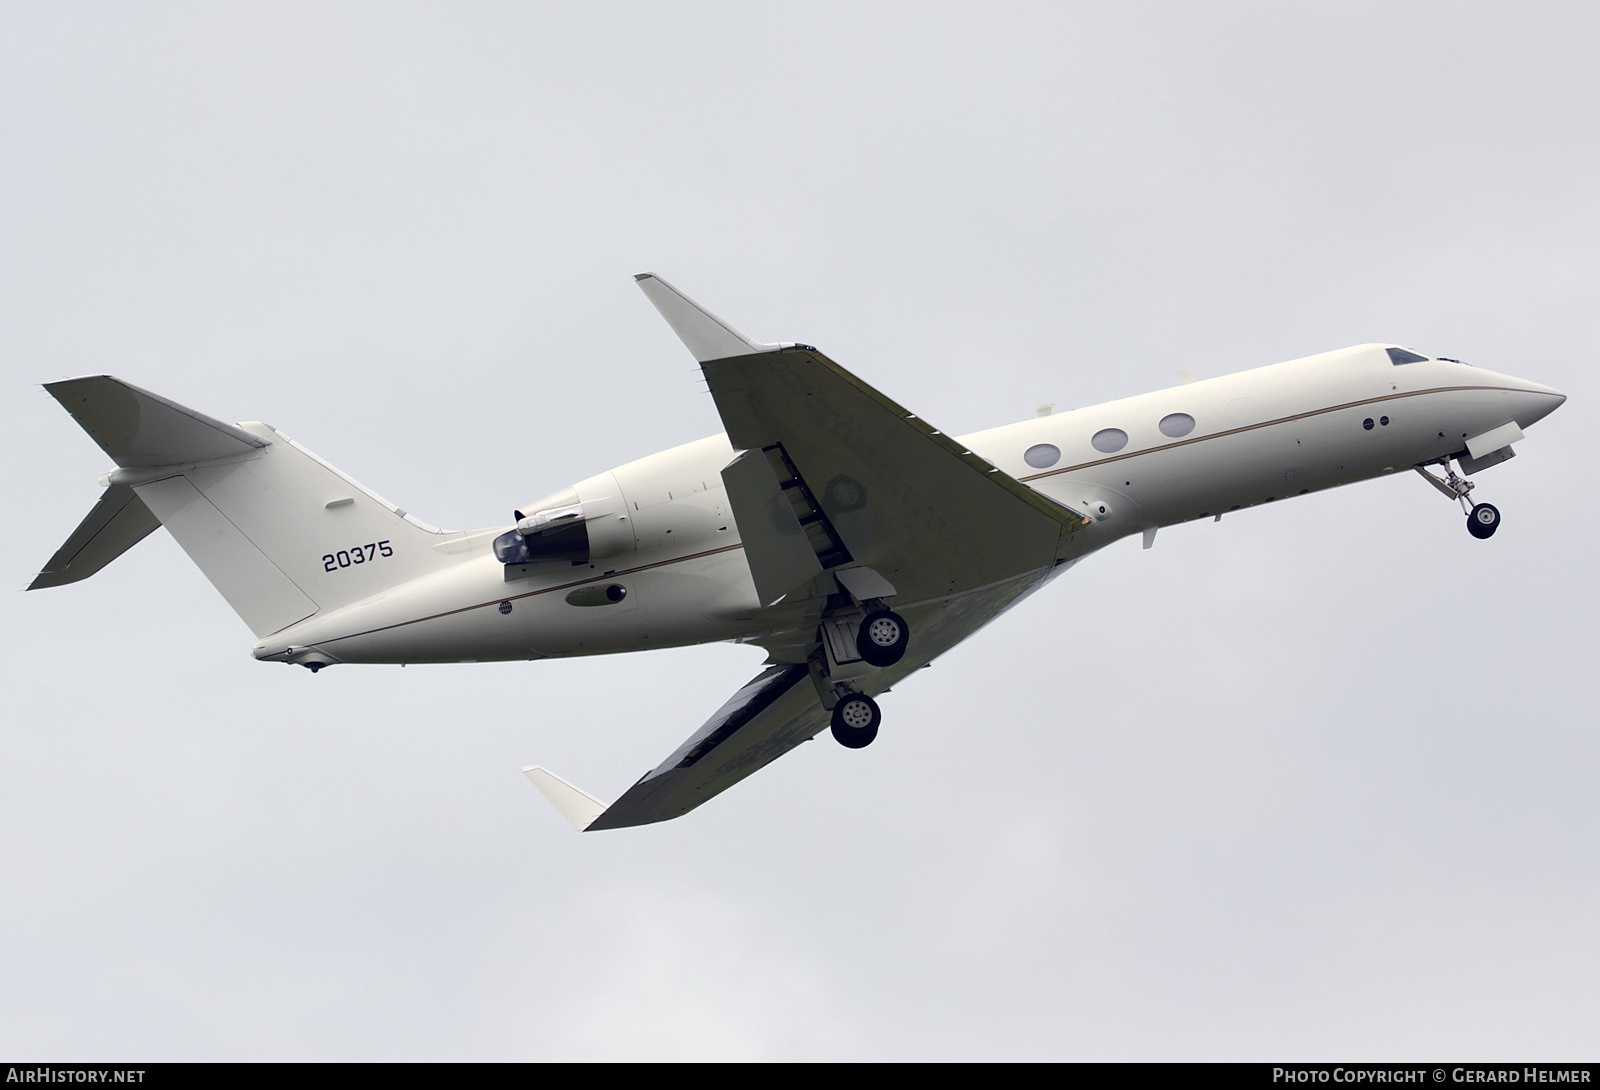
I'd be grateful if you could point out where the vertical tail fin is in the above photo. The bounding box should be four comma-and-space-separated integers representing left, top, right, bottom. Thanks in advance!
39, 376, 457, 637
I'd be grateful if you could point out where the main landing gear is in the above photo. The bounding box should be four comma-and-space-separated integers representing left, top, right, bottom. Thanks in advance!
818, 600, 908, 749
856, 609, 909, 667
1414, 464, 1500, 540
830, 691, 881, 749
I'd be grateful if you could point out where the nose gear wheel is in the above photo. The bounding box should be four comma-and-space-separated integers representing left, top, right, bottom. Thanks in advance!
1414, 464, 1504, 540
1468, 502, 1500, 539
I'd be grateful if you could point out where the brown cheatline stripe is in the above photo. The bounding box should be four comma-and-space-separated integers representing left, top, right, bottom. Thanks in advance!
319, 542, 748, 645
316, 384, 1531, 645
1018, 385, 1530, 482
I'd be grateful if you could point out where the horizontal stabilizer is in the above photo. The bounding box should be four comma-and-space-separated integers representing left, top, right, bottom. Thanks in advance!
29, 484, 161, 590
42, 374, 451, 635
45, 375, 266, 468
634, 272, 783, 363
523, 766, 609, 831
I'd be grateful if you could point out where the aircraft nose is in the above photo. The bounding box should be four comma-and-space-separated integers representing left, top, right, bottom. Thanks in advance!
1462, 365, 1567, 428
1514, 377, 1567, 427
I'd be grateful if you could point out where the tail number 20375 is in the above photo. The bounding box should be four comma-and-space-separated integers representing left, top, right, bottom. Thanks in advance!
322, 541, 393, 572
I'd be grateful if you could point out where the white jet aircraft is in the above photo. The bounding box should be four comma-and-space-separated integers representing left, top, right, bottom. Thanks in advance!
33, 274, 1566, 830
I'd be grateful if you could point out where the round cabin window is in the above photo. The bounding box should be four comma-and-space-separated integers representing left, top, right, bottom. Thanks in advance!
1091, 428, 1129, 454
1158, 413, 1195, 438
1023, 443, 1060, 469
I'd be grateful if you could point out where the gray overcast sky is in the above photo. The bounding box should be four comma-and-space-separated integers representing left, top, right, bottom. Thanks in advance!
3, 2, 1596, 1060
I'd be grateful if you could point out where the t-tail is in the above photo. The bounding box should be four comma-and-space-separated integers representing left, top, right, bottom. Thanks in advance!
32, 376, 457, 642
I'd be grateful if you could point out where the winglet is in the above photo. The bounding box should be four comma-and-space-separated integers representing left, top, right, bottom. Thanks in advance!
634, 272, 785, 363
522, 766, 609, 831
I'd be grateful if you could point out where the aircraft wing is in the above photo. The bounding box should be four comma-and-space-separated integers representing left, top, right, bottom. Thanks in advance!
561, 663, 820, 831
635, 273, 1086, 608
526, 566, 1052, 830
523, 275, 1089, 831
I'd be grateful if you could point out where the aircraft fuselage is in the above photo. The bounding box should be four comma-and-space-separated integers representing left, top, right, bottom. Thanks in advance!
249, 343, 1563, 669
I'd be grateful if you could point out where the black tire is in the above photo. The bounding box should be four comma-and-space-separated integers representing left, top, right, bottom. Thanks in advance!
1468, 502, 1500, 539
830, 693, 881, 749
856, 609, 909, 667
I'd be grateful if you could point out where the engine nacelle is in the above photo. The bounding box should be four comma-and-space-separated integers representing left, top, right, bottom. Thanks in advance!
492, 476, 633, 567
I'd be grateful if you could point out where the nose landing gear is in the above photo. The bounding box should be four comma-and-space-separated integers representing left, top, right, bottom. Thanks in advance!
1468, 502, 1501, 539
1414, 464, 1500, 540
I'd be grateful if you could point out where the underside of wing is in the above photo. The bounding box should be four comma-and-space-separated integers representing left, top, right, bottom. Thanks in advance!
585, 663, 822, 830
530, 566, 1054, 831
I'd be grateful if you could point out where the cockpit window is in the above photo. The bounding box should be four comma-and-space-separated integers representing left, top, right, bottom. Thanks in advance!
1387, 347, 1429, 365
